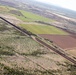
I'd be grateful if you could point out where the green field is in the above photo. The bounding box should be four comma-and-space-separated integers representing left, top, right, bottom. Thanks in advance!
0, 5, 54, 22
20, 24, 68, 35
12, 10, 54, 22
19, 10, 54, 22
0, 5, 68, 35
15, 15, 32, 22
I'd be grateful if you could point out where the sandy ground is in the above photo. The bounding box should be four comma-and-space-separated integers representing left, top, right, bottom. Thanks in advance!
0, 14, 23, 24
66, 49, 76, 56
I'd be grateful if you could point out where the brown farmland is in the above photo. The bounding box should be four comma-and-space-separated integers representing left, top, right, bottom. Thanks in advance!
39, 34, 76, 49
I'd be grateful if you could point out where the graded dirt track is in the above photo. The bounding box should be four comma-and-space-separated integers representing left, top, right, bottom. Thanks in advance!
39, 34, 76, 49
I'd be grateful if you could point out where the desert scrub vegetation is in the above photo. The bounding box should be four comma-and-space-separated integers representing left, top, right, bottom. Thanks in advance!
0, 45, 15, 56
13, 29, 25, 36
65, 62, 76, 75
0, 63, 55, 75
0, 25, 8, 31
0, 20, 18, 35
0, 16, 74, 75
57, 62, 76, 75
0, 21, 9, 31
0, 20, 48, 56
21, 49, 47, 57
7, 36, 48, 55
0, 63, 25, 75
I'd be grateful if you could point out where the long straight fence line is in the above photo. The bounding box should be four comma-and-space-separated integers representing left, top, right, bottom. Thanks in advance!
0, 17, 76, 65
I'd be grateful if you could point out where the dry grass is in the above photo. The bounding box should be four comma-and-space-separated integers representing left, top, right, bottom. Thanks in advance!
0, 17, 75, 75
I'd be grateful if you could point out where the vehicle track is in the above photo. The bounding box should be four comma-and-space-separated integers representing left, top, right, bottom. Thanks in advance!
0, 17, 76, 65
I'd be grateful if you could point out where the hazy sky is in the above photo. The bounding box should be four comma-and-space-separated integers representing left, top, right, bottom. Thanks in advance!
36, 0, 76, 11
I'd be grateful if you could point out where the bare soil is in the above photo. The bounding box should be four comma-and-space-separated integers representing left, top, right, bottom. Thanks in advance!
66, 49, 76, 56
39, 34, 76, 49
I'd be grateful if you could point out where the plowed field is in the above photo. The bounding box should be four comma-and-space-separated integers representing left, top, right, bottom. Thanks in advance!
39, 34, 76, 49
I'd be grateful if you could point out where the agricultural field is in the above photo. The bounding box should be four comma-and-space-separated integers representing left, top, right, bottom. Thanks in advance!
0, 0, 76, 74
11, 10, 54, 22
39, 35, 76, 49
0, 18, 76, 75
0, 5, 54, 23
20, 24, 68, 35
0, 5, 76, 58
19, 10, 54, 22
